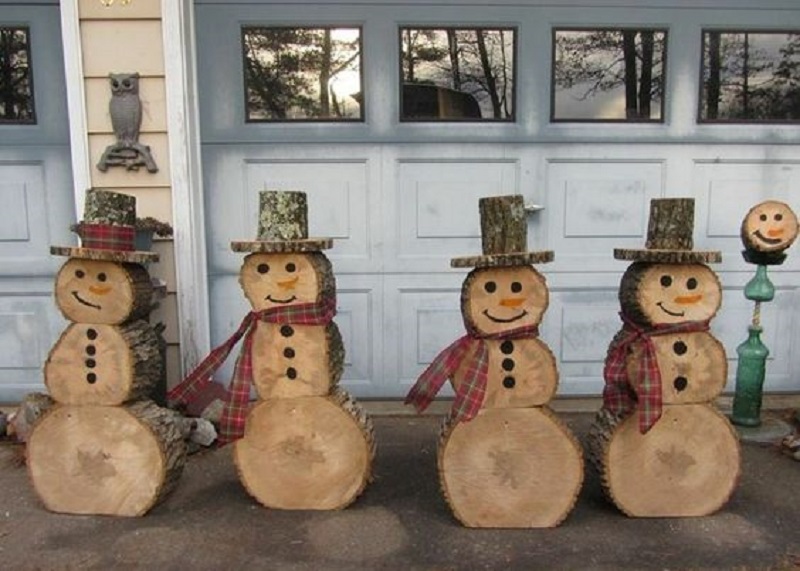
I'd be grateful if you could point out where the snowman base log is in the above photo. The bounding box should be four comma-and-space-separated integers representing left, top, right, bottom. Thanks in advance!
45, 320, 162, 406
590, 404, 740, 517
27, 401, 187, 516
438, 407, 583, 528
234, 388, 374, 510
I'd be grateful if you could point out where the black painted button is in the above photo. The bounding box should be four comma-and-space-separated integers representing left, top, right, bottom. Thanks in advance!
85, 359, 96, 368
500, 340, 514, 354
284, 347, 295, 359
86, 328, 98, 340
280, 325, 294, 337
502, 358, 515, 372
286, 367, 297, 380
673, 341, 688, 356
86, 373, 97, 384
86, 345, 96, 356
502, 376, 516, 389
674, 376, 688, 392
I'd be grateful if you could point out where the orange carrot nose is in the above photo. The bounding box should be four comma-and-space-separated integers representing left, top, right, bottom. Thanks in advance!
499, 297, 524, 308
767, 227, 784, 238
88, 285, 112, 296
277, 276, 299, 290
674, 294, 703, 305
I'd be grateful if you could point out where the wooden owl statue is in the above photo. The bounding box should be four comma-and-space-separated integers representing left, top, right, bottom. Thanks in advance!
109, 72, 142, 146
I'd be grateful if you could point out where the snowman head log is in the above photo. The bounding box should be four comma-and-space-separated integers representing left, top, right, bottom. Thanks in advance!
619, 262, 722, 326
740, 200, 799, 255
51, 189, 159, 264
239, 251, 335, 311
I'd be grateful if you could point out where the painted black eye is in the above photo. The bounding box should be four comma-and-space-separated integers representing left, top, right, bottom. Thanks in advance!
760, 213, 768, 221
97, 273, 107, 282
75, 270, 85, 279
775, 213, 783, 221
660, 275, 672, 287
484, 281, 497, 293
510, 282, 522, 293
686, 277, 698, 290
286, 262, 297, 273
257, 263, 269, 274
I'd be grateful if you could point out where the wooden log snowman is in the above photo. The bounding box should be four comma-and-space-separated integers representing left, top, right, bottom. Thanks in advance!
405, 195, 583, 528
27, 189, 186, 517
169, 190, 374, 510
587, 197, 740, 517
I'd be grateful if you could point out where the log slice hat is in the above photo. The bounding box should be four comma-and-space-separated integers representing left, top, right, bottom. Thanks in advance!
614, 198, 721, 264
50, 188, 159, 263
451, 194, 553, 268
231, 190, 332, 253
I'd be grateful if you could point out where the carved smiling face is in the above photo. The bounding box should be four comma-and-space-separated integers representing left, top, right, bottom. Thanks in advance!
741, 200, 799, 253
462, 266, 548, 335
239, 252, 333, 311
620, 262, 722, 326
55, 259, 137, 324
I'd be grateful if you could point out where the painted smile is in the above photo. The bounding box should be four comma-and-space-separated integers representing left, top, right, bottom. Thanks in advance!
656, 302, 684, 317
266, 295, 297, 304
71, 291, 101, 310
483, 308, 528, 323
753, 230, 783, 245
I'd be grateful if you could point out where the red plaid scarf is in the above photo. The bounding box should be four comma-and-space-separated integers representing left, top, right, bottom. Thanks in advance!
168, 296, 336, 445
404, 324, 540, 423
603, 312, 710, 434
81, 223, 135, 251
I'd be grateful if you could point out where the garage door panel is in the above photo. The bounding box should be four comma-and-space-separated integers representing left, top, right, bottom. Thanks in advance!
545, 160, 665, 273
0, 163, 51, 272
693, 161, 800, 272
393, 159, 519, 271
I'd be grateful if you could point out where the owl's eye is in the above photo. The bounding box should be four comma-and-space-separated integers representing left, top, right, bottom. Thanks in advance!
484, 281, 497, 293
122, 80, 131, 88
257, 263, 269, 274
75, 270, 85, 279
111, 79, 119, 88
660, 275, 673, 287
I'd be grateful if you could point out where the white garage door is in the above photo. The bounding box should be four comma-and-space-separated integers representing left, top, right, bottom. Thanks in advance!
196, 0, 800, 398
0, 1, 74, 401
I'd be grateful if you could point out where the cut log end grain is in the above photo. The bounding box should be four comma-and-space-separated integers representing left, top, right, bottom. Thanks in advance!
599, 404, 740, 517
438, 407, 583, 528
27, 402, 186, 517
45, 321, 162, 406
234, 389, 374, 510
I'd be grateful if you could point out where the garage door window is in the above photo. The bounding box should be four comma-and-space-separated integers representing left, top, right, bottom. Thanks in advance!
0, 26, 35, 124
242, 26, 363, 122
700, 30, 800, 122
399, 27, 516, 121
552, 28, 667, 122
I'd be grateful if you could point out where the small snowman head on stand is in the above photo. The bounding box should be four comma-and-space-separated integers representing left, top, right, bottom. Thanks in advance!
406, 194, 554, 421
51, 189, 158, 325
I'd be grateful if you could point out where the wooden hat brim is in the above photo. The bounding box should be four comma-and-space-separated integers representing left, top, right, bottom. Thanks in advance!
614, 248, 721, 264
451, 251, 554, 268
231, 238, 333, 253
50, 246, 159, 264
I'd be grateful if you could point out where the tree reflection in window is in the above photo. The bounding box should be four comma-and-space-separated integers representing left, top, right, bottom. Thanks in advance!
400, 27, 515, 121
242, 26, 363, 121
701, 31, 800, 122
0, 27, 35, 124
553, 29, 666, 122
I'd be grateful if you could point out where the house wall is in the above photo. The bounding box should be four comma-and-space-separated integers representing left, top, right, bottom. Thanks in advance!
76, 0, 181, 387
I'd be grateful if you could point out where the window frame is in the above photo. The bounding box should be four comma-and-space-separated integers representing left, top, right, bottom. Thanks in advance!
397, 25, 518, 123
240, 24, 365, 124
549, 26, 669, 124
0, 25, 36, 125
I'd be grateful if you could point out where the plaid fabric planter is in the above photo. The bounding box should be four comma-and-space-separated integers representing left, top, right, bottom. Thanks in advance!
81, 223, 136, 251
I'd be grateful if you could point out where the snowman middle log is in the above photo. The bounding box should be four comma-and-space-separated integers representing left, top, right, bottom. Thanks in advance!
45, 320, 162, 405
